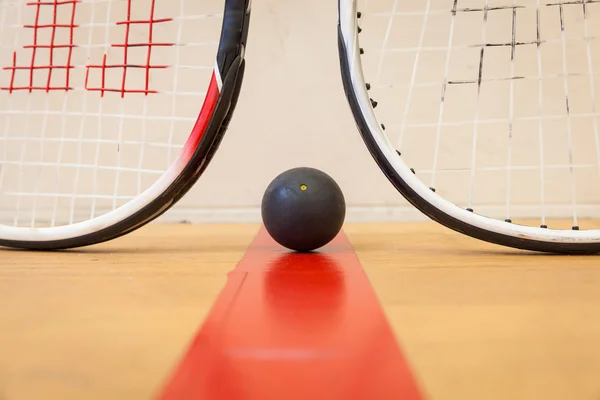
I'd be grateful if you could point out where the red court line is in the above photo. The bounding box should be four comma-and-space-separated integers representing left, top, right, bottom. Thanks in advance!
158, 228, 424, 400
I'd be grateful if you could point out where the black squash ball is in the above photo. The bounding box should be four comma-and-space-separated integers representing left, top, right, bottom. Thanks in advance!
261, 167, 346, 252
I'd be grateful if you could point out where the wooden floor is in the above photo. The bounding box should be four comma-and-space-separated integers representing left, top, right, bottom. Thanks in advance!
1, 222, 600, 400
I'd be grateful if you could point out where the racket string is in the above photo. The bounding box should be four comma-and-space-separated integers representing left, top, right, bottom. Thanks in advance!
357, 0, 600, 229
0, 0, 223, 228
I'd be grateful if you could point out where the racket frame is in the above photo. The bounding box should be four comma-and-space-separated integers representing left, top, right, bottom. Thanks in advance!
0, 0, 252, 250
337, 0, 600, 254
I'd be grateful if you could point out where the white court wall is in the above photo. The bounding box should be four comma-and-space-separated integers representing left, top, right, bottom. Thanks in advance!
163, 0, 413, 223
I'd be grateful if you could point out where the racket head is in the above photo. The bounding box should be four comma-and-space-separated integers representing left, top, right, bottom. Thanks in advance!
338, 0, 600, 253
0, 0, 251, 250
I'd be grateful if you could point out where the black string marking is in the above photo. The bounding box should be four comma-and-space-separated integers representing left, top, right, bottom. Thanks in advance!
545, 0, 599, 7
448, 76, 526, 85
558, 4, 571, 115
559, 4, 565, 32
451, 0, 459, 16
477, 7, 488, 95
508, 4, 518, 140
442, 0, 460, 102
457, 5, 526, 13
511, 6, 517, 61
441, 81, 447, 102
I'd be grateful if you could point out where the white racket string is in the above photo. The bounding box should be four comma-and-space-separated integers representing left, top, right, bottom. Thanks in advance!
355, 0, 600, 226
0, 0, 223, 228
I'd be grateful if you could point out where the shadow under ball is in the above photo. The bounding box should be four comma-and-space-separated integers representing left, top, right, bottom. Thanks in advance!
261, 167, 346, 252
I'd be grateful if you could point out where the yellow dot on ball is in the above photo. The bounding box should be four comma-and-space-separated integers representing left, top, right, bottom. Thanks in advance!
300, 184, 308, 191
